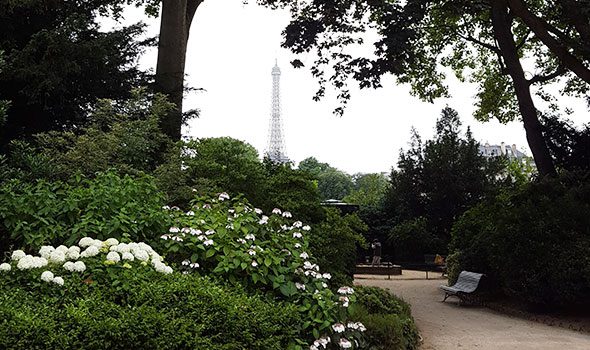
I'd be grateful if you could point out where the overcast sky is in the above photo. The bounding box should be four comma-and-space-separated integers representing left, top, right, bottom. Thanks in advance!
117, 2, 589, 175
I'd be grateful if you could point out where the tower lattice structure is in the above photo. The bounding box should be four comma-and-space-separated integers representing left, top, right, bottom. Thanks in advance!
266, 61, 289, 163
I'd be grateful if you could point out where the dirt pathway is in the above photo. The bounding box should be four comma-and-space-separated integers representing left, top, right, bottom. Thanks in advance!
355, 272, 590, 350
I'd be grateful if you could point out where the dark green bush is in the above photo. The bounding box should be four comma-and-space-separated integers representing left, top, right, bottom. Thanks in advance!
0, 274, 301, 350
450, 171, 590, 307
309, 209, 367, 286
351, 286, 419, 350
0, 171, 169, 253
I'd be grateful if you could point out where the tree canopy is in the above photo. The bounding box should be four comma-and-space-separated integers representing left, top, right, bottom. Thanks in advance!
259, 0, 590, 177
0, 1, 151, 150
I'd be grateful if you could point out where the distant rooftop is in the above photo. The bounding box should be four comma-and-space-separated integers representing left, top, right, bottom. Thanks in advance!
479, 142, 527, 160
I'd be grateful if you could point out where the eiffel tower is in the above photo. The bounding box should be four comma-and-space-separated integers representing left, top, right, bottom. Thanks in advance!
265, 60, 289, 163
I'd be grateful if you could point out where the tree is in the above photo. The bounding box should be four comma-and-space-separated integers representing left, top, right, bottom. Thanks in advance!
344, 173, 389, 209
298, 157, 353, 200
259, 0, 590, 177
0, 1, 150, 150
384, 107, 505, 257
153, 0, 204, 140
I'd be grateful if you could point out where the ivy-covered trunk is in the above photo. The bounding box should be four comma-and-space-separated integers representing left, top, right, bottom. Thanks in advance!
491, 0, 557, 177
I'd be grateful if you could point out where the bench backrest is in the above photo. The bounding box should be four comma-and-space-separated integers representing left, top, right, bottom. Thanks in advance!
452, 271, 484, 293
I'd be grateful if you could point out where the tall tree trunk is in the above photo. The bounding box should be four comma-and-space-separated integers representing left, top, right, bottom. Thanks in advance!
155, 0, 203, 141
491, 0, 557, 177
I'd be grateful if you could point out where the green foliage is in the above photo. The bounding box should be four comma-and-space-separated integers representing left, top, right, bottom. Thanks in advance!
344, 173, 389, 209
351, 286, 419, 350
450, 171, 590, 307
0, 171, 168, 253
384, 108, 504, 259
309, 209, 367, 286
28, 88, 173, 180
0, 272, 301, 349
541, 113, 590, 172
388, 217, 441, 261
0, 1, 151, 149
299, 157, 354, 201
161, 194, 365, 348
180, 137, 266, 203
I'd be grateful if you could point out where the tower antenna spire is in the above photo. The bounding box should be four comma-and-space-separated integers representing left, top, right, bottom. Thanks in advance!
266, 60, 289, 163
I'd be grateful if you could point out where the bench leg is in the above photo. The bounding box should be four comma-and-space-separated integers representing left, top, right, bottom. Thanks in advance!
442, 293, 450, 302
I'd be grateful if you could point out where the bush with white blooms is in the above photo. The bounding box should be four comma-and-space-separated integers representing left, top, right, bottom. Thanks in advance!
0, 238, 172, 287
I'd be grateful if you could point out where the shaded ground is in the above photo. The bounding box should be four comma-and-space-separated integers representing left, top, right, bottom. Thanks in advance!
355, 271, 590, 350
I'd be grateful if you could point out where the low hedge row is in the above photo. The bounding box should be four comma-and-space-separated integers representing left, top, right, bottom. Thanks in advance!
0, 274, 301, 350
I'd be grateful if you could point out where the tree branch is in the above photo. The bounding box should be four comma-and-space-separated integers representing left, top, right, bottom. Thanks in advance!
527, 65, 567, 85
507, 0, 590, 84
186, 0, 204, 38
456, 32, 501, 54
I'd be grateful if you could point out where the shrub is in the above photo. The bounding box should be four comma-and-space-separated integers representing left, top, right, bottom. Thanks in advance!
161, 193, 367, 349
388, 217, 443, 261
450, 171, 590, 307
0, 250, 301, 350
310, 209, 367, 286
351, 286, 419, 350
0, 171, 169, 254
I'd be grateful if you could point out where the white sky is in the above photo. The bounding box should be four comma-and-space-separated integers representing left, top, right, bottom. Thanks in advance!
118, 2, 589, 174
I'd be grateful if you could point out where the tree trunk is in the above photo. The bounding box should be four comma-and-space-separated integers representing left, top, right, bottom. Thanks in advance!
491, 0, 557, 177
155, 0, 203, 141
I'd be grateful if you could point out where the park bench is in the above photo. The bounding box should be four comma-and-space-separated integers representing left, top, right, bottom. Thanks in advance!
440, 271, 484, 303
354, 262, 402, 279
423, 254, 447, 279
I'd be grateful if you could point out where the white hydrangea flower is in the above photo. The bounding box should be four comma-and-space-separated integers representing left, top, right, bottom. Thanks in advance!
153, 262, 172, 274
254, 208, 263, 214
31, 256, 48, 269
80, 245, 100, 258
322, 273, 332, 280
189, 228, 201, 236
48, 251, 66, 264
40, 270, 54, 282
205, 229, 215, 236
218, 192, 230, 201
318, 337, 330, 347
105, 238, 119, 246
203, 239, 214, 246
294, 243, 302, 248
339, 296, 350, 307
337, 286, 354, 295
293, 232, 303, 239
39, 246, 55, 259
115, 243, 130, 254
272, 208, 282, 215
186, 210, 195, 216
251, 260, 258, 267
248, 249, 256, 256
106, 251, 120, 263
302, 225, 311, 231
55, 245, 68, 254
282, 211, 292, 218
258, 216, 269, 225
331, 323, 345, 333
293, 221, 303, 228
52, 276, 64, 286
295, 282, 306, 291
122, 252, 134, 261
189, 262, 199, 269
338, 338, 352, 349
169, 227, 180, 233
91, 239, 103, 248
133, 249, 149, 262
299, 252, 309, 259
65, 247, 80, 261
310, 345, 319, 350
237, 238, 247, 244
245, 234, 255, 241
79, 237, 94, 248
63, 261, 75, 272
182, 259, 190, 266
73, 261, 86, 272
0, 263, 11, 272
11, 250, 26, 261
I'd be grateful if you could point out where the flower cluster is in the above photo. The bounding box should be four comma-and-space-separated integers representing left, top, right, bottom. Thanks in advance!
0, 238, 173, 287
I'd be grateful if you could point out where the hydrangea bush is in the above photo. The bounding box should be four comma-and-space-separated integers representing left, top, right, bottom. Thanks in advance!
0, 237, 173, 292
161, 193, 367, 349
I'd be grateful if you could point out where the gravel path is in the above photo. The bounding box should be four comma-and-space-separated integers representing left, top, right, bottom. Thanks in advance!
355, 272, 590, 350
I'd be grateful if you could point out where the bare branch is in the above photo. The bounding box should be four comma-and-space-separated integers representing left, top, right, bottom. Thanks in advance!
527, 66, 567, 85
